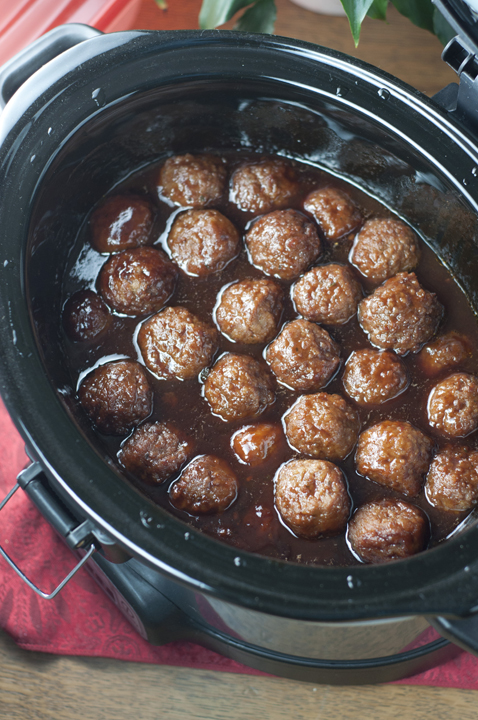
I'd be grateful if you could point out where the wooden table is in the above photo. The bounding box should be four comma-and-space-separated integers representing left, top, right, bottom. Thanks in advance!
1, 1, 476, 717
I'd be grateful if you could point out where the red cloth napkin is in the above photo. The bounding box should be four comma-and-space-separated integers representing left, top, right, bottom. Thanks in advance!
0, 399, 477, 687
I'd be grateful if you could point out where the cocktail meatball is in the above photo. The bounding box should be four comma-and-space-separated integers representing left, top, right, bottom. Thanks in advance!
292, 264, 362, 325
348, 499, 428, 564
284, 393, 360, 461
265, 319, 340, 392
232, 423, 284, 466
358, 272, 443, 355
245, 209, 321, 281
427, 373, 478, 437
215, 278, 284, 344
98, 246, 177, 316
418, 332, 472, 376
303, 186, 362, 242
78, 360, 152, 435
167, 209, 240, 277
158, 153, 227, 207
231, 157, 299, 213
355, 421, 433, 497
169, 455, 238, 514
89, 195, 154, 253
275, 459, 350, 538
138, 307, 218, 381
118, 422, 194, 485
350, 218, 420, 283
425, 445, 478, 512
63, 289, 111, 342
342, 349, 409, 405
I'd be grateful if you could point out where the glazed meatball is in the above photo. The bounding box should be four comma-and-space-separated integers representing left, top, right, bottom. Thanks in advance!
98, 246, 177, 316
245, 209, 321, 281
292, 264, 362, 325
78, 360, 152, 435
350, 218, 420, 284
275, 459, 350, 538
342, 349, 409, 405
169, 455, 238, 514
355, 421, 433, 497
358, 272, 443, 355
418, 332, 472, 376
265, 319, 340, 392
168, 209, 240, 277
427, 372, 478, 437
303, 186, 362, 242
204, 353, 275, 423
348, 499, 428, 564
215, 278, 284, 344
63, 289, 111, 342
138, 307, 218, 381
89, 195, 154, 253
118, 422, 193, 484
158, 153, 227, 207
231, 157, 299, 213
284, 393, 360, 461
425, 445, 478, 512
232, 423, 284, 466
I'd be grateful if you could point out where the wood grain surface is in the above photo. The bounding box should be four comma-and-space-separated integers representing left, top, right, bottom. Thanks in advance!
0, 1, 476, 718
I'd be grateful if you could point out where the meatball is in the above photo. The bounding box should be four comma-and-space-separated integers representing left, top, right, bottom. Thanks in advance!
232, 423, 284, 466
265, 319, 340, 392
348, 499, 428, 564
350, 218, 420, 283
427, 372, 478, 437
138, 307, 218, 381
167, 209, 240, 277
215, 278, 284, 344
245, 209, 321, 281
89, 195, 154, 253
62, 289, 111, 342
292, 264, 362, 325
231, 157, 299, 213
169, 455, 238, 514
204, 353, 275, 423
355, 421, 433, 497
98, 246, 177, 316
425, 445, 478, 512
78, 360, 152, 435
358, 272, 443, 355
342, 349, 409, 405
303, 186, 362, 242
275, 459, 350, 538
158, 153, 227, 207
284, 393, 360, 461
418, 332, 472, 376
118, 422, 194, 484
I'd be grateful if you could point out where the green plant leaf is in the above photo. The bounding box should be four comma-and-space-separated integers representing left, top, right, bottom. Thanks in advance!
390, 0, 434, 32
366, 0, 388, 21
234, 0, 277, 33
199, 0, 253, 28
433, 6, 456, 45
341, 0, 376, 45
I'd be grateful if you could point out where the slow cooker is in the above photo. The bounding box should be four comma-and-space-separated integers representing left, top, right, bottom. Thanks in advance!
1, 3, 478, 684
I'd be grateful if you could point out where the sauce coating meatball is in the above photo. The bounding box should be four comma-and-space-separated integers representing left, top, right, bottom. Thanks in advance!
215, 278, 284, 344
284, 392, 360, 461
168, 209, 240, 277
204, 353, 275, 423
63, 289, 111, 342
303, 186, 362, 242
350, 218, 420, 284
418, 332, 472, 376
89, 195, 154, 253
245, 209, 321, 281
98, 246, 177, 316
231, 157, 299, 213
138, 307, 218, 381
292, 263, 362, 325
355, 420, 433, 497
265, 319, 340, 392
158, 153, 227, 207
275, 459, 350, 538
348, 499, 428, 564
342, 349, 409, 405
425, 445, 478, 512
78, 360, 152, 435
118, 422, 193, 485
169, 455, 238, 514
232, 423, 284, 466
358, 272, 443, 355
427, 372, 478, 437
